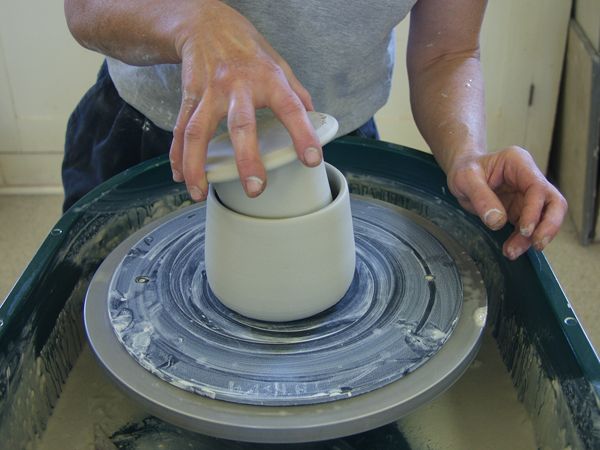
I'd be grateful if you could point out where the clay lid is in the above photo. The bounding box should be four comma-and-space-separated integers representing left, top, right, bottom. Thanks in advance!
205, 111, 339, 184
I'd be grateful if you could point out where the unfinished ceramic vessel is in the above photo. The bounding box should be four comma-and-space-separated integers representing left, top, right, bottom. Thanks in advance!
214, 159, 332, 219
204, 163, 355, 322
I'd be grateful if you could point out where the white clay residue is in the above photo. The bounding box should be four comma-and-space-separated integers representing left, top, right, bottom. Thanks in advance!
473, 307, 488, 328
129, 322, 153, 356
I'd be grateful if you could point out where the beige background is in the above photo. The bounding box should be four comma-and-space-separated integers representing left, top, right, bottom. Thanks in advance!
0, 0, 102, 192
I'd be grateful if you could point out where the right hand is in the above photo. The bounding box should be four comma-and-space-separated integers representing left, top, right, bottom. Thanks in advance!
168, 0, 323, 201
446, 146, 567, 259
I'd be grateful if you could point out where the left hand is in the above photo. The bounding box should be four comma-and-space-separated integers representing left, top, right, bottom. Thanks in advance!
446, 146, 568, 260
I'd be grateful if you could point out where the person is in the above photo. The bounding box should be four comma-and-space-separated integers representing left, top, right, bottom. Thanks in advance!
63, 0, 567, 261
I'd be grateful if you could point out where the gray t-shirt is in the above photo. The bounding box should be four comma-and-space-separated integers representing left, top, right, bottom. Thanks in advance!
107, 1, 417, 136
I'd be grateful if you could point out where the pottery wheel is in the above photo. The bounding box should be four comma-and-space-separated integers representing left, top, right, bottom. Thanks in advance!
85, 196, 487, 442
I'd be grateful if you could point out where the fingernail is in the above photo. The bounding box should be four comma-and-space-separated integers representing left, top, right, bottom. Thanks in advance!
520, 223, 534, 237
172, 169, 183, 182
245, 176, 264, 197
189, 186, 204, 202
483, 208, 505, 230
303, 147, 322, 167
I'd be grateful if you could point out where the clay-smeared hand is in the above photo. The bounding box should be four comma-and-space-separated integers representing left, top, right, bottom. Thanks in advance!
168, 0, 322, 201
446, 146, 567, 260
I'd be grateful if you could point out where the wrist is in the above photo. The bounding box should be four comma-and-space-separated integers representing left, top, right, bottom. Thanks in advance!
447, 149, 486, 174
172, 0, 215, 60
432, 141, 486, 177
418, 114, 486, 176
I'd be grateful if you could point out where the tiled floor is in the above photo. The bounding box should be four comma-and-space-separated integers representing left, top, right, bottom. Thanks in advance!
1, 194, 599, 350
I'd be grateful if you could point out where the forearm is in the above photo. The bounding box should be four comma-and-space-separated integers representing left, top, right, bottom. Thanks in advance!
64, 0, 214, 65
408, 50, 487, 174
406, 0, 488, 175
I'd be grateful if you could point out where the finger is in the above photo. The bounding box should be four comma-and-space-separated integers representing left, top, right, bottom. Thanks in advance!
453, 164, 508, 230
503, 231, 532, 260
531, 190, 568, 251
287, 74, 314, 111
170, 92, 200, 183
279, 61, 314, 111
228, 88, 266, 197
182, 96, 221, 202
267, 80, 322, 168
516, 185, 546, 238
504, 196, 522, 226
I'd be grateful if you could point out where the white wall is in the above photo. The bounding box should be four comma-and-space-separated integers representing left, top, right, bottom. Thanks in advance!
0, 0, 102, 193
0, 0, 571, 192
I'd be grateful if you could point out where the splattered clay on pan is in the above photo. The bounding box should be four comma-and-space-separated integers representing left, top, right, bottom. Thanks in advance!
107, 197, 463, 406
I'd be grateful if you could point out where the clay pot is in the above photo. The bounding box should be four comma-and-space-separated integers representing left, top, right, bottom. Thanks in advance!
204, 163, 355, 322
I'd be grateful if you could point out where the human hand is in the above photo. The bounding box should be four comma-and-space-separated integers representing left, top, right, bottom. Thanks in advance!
168, 0, 322, 201
445, 146, 568, 260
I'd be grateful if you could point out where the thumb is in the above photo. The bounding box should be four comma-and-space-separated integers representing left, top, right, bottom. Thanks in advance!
453, 168, 507, 231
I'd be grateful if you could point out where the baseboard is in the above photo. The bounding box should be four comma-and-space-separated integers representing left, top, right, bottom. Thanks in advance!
0, 186, 63, 196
